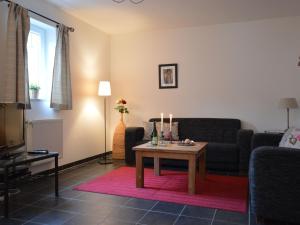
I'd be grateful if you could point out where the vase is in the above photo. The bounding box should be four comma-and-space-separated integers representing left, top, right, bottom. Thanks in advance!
30, 90, 39, 99
112, 113, 126, 159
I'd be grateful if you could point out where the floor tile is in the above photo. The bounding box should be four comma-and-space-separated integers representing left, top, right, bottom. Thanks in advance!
214, 210, 248, 225
10, 193, 46, 205
23, 222, 44, 225
33, 196, 69, 209
55, 199, 100, 214
99, 217, 135, 225
83, 204, 115, 218
61, 213, 104, 225
181, 205, 215, 219
0, 203, 26, 217
72, 191, 106, 203
0, 218, 25, 225
34, 186, 57, 196
58, 189, 83, 199
212, 221, 233, 225
30, 209, 75, 225
11, 206, 48, 221
125, 198, 158, 210
152, 201, 184, 214
93, 194, 130, 206
138, 211, 178, 225
105, 207, 147, 223
174, 216, 211, 225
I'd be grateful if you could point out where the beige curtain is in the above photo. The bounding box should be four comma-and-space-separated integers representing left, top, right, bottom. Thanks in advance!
50, 24, 72, 110
0, 2, 31, 108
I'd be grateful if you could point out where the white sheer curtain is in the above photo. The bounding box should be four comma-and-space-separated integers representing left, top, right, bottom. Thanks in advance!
50, 24, 72, 110
0, 2, 31, 108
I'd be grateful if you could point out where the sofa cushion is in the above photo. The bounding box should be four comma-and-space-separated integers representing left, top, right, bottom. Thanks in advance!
206, 142, 239, 163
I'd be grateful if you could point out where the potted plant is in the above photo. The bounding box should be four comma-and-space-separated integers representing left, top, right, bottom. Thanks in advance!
29, 84, 40, 99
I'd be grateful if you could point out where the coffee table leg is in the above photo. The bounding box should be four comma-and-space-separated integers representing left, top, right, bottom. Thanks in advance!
154, 157, 161, 176
199, 151, 206, 180
188, 156, 196, 194
136, 151, 144, 188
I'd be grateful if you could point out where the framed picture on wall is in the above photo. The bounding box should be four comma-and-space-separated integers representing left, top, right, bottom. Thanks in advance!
159, 64, 178, 89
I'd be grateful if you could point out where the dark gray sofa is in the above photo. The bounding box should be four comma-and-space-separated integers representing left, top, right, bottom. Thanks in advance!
249, 133, 300, 224
125, 118, 253, 173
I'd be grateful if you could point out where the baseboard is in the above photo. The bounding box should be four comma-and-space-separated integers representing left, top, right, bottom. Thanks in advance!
35, 151, 112, 176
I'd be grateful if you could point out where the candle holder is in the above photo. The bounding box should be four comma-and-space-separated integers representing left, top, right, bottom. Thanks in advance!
159, 131, 165, 145
165, 131, 173, 143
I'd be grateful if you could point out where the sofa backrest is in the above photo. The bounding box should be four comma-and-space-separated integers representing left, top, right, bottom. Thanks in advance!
149, 118, 241, 143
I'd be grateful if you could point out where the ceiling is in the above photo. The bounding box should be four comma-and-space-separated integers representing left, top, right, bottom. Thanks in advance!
46, 0, 300, 34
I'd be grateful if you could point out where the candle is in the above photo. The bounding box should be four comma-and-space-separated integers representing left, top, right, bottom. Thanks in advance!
160, 113, 164, 132
169, 114, 173, 132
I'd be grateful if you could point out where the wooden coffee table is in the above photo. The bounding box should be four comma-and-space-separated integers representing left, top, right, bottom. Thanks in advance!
133, 142, 207, 194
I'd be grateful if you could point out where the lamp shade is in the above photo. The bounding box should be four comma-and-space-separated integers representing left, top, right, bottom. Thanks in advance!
98, 81, 111, 96
278, 98, 298, 109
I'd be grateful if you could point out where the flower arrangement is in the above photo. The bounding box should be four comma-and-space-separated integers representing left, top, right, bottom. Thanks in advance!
115, 98, 129, 114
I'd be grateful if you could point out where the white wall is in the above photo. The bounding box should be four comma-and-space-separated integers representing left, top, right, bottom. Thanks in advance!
0, 0, 111, 169
110, 16, 300, 133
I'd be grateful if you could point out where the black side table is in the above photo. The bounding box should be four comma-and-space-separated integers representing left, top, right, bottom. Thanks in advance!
1, 152, 59, 218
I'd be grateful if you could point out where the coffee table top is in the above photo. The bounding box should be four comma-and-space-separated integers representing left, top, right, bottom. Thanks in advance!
133, 142, 207, 154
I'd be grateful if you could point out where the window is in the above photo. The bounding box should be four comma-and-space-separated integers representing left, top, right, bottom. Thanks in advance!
27, 18, 56, 100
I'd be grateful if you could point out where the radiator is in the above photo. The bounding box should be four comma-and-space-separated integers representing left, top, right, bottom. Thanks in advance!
26, 119, 63, 165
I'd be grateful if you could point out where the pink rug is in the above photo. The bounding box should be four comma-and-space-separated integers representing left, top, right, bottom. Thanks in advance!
74, 166, 248, 213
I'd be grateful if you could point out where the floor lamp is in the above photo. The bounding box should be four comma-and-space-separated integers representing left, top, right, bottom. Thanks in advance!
98, 81, 113, 164
279, 98, 298, 130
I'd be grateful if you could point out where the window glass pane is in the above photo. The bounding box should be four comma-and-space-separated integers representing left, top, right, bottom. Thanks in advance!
27, 31, 42, 88
27, 18, 56, 101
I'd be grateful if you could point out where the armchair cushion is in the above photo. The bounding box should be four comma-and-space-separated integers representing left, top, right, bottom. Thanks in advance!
250, 147, 300, 223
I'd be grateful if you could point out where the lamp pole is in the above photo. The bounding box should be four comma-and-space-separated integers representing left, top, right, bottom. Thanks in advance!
98, 81, 112, 165
287, 107, 290, 130
104, 96, 107, 163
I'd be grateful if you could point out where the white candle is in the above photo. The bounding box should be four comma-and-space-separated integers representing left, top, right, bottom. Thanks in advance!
169, 114, 173, 132
160, 113, 163, 132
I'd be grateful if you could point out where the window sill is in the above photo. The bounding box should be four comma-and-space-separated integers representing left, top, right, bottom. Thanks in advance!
30, 98, 48, 102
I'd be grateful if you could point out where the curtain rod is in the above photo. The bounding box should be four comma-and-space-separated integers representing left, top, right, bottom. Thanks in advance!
1, 0, 75, 32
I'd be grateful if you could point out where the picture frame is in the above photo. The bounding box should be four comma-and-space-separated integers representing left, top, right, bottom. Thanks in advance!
159, 64, 178, 89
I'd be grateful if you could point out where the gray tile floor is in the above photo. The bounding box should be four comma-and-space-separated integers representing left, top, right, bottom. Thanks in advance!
0, 161, 256, 225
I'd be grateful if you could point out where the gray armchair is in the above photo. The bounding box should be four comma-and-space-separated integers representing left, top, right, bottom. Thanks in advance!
249, 133, 300, 224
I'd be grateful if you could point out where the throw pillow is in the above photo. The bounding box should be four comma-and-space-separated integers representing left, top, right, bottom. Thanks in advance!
143, 121, 179, 140
279, 127, 300, 149
143, 121, 153, 140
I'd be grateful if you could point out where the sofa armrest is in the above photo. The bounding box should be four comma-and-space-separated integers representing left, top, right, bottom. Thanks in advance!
125, 127, 144, 165
237, 129, 253, 172
249, 147, 300, 223
251, 133, 283, 150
